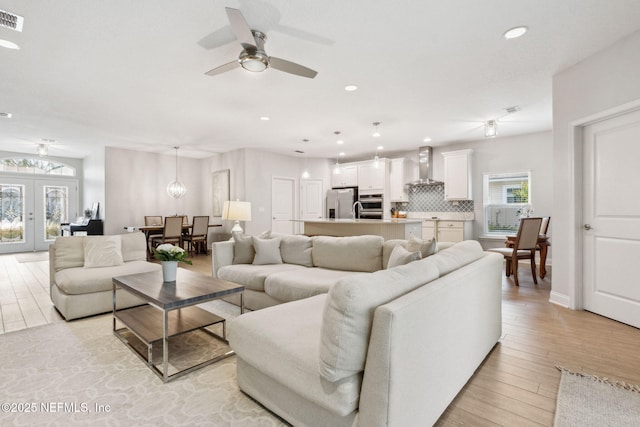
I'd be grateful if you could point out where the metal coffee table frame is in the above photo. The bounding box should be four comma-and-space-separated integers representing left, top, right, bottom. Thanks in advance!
112, 269, 244, 383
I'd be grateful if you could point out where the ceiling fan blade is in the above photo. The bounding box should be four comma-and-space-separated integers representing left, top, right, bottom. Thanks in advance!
205, 60, 239, 76
225, 7, 256, 50
269, 57, 317, 79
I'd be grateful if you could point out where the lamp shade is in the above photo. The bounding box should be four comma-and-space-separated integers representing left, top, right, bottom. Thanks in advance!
222, 201, 252, 221
222, 200, 252, 233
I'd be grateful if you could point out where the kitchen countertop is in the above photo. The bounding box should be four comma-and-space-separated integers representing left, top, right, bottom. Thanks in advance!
293, 218, 422, 224
406, 212, 475, 221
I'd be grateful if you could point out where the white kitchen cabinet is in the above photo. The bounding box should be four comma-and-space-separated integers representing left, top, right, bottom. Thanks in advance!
442, 149, 472, 200
358, 160, 386, 191
422, 220, 436, 240
331, 164, 358, 188
436, 220, 473, 243
389, 158, 413, 202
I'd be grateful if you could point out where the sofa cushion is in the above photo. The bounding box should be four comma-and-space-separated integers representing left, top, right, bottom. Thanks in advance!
312, 235, 384, 272
121, 232, 147, 262
217, 263, 307, 292
265, 268, 363, 303
320, 257, 440, 382
55, 260, 161, 295
404, 234, 438, 259
83, 235, 124, 268
53, 236, 86, 271
229, 294, 361, 416
232, 232, 255, 264
386, 245, 421, 269
252, 237, 283, 265
428, 240, 485, 276
278, 234, 313, 267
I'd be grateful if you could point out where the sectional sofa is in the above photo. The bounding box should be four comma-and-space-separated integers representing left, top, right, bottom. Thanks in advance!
211, 233, 442, 311
214, 233, 503, 426
49, 232, 161, 320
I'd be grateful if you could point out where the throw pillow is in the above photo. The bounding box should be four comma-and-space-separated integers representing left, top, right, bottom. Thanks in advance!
83, 235, 124, 268
404, 234, 438, 259
252, 237, 283, 265
231, 230, 271, 264
386, 244, 421, 269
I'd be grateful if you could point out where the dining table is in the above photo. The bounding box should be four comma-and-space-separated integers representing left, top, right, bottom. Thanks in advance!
125, 224, 222, 259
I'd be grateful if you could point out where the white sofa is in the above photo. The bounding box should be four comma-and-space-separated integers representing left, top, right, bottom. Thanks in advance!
49, 232, 161, 320
228, 240, 503, 426
212, 233, 441, 311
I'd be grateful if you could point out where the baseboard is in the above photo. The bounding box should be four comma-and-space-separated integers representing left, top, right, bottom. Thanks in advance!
549, 291, 570, 308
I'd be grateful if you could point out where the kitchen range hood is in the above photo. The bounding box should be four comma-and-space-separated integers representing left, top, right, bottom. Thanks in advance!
408, 146, 443, 186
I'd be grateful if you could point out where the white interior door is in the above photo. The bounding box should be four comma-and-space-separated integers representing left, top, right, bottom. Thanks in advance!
301, 179, 324, 220
0, 177, 78, 253
583, 108, 640, 328
272, 176, 296, 235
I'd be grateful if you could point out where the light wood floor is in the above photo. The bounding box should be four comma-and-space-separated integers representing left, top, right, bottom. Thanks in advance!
1, 252, 639, 426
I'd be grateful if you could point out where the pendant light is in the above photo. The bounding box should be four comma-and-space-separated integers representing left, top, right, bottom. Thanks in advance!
333, 155, 341, 175
167, 146, 187, 199
301, 139, 310, 179
372, 122, 381, 138
373, 145, 383, 168
37, 143, 48, 157
484, 120, 498, 138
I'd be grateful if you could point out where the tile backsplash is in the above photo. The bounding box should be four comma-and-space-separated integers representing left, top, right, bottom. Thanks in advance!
399, 184, 474, 212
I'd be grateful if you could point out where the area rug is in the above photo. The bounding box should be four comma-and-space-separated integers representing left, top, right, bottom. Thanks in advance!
14, 251, 49, 263
0, 300, 287, 426
554, 366, 640, 427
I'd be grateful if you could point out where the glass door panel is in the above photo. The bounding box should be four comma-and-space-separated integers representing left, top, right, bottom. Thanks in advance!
0, 179, 34, 253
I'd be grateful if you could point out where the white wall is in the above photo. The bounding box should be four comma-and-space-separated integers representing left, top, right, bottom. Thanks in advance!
431, 131, 553, 249
104, 147, 204, 235
552, 29, 640, 308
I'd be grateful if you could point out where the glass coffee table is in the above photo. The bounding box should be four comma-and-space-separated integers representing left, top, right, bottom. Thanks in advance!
112, 269, 244, 383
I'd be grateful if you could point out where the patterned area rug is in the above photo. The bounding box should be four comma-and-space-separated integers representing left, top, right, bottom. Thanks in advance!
0, 300, 287, 426
554, 366, 640, 427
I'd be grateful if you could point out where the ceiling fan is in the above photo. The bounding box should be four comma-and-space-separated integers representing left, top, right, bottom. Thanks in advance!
205, 7, 317, 79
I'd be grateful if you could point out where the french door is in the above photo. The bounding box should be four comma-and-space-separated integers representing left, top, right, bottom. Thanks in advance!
0, 177, 78, 253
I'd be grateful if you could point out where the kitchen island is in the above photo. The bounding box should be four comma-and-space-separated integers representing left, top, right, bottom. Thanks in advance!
295, 218, 422, 240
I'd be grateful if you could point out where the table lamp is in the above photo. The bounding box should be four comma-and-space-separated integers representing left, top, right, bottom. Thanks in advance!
222, 200, 252, 233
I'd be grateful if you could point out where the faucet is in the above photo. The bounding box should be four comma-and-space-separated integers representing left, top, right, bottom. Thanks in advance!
352, 201, 363, 220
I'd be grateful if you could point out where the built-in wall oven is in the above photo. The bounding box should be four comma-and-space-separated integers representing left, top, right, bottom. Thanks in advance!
358, 193, 383, 219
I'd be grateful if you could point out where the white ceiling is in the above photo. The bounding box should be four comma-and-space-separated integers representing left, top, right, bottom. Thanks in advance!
1, 0, 640, 161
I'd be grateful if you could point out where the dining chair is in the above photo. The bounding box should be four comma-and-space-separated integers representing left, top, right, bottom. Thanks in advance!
183, 216, 209, 255
144, 216, 163, 226
150, 216, 184, 252
540, 216, 550, 235
488, 217, 543, 286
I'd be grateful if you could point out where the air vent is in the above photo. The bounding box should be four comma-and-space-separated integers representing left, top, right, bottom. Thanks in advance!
294, 150, 304, 154
505, 105, 520, 114
0, 10, 24, 32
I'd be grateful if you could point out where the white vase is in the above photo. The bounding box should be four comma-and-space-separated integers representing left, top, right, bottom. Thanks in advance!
161, 261, 178, 282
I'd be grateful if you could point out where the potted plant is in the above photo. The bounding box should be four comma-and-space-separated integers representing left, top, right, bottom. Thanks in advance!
153, 244, 192, 282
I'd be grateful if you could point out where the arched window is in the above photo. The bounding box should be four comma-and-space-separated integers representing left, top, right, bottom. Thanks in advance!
0, 158, 76, 176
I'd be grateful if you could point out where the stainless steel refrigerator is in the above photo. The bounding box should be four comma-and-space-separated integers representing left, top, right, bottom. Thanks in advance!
326, 187, 358, 219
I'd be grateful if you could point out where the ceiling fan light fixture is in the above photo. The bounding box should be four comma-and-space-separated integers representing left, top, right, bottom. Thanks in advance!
484, 120, 498, 138
240, 53, 269, 72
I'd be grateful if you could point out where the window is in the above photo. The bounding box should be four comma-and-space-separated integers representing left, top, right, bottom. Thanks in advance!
0, 158, 75, 176
483, 172, 531, 235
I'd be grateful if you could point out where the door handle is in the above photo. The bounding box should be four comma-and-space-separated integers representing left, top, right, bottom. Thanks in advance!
583, 224, 592, 230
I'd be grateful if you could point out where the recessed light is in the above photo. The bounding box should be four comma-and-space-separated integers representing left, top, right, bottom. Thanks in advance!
503, 26, 528, 39
339, 152, 345, 157
344, 85, 358, 91
423, 137, 432, 142
260, 116, 270, 121
0, 39, 20, 50
377, 145, 384, 150
0, 112, 12, 118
